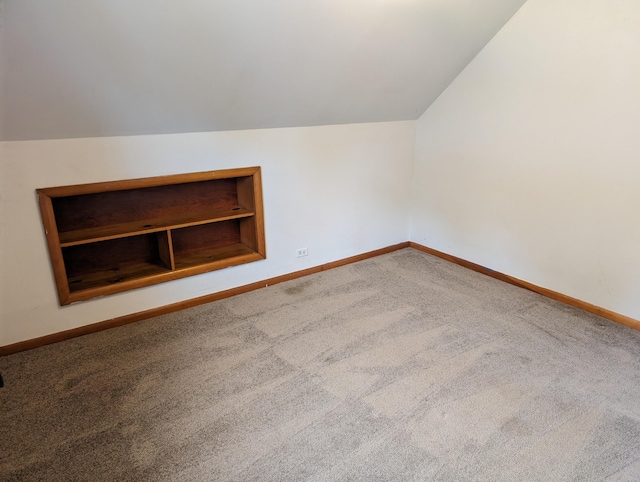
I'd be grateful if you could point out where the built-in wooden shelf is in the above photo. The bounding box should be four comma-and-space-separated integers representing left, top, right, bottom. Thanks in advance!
37, 167, 266, 305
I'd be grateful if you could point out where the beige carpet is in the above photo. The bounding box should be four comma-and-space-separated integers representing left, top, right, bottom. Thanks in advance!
2, 248, 640, 481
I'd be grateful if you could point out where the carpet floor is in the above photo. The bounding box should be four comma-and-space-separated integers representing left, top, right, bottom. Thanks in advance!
2, 248, 640, 481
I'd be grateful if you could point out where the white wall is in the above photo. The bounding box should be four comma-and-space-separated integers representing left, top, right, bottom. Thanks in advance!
411, 0, 640, 320
0, 121, 415, 346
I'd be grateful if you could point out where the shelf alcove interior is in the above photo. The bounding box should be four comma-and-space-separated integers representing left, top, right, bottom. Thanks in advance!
38, 167, 266, 305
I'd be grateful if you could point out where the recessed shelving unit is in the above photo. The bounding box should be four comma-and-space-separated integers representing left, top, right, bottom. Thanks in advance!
37, 167, 266, 305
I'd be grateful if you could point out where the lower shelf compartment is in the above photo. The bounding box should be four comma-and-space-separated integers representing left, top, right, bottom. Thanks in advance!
63, 233, 171, 294
65, 243, 261, 295
60, 216, 263, 299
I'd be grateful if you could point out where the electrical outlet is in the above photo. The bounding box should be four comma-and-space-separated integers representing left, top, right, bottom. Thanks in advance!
296, 248, 308, 257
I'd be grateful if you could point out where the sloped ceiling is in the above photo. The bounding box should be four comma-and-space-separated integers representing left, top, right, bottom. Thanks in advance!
0, 0, 527, 141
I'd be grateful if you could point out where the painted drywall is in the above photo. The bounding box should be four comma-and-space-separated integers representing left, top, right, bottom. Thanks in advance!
411, 0, 640, 320
0, 0, 526, 141
0, 121, 415, 346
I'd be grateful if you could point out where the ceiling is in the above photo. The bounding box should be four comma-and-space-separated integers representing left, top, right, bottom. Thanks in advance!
0, 0, 527, 141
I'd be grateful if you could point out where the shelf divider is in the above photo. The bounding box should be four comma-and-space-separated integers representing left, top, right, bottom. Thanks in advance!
157, 230, 176, 270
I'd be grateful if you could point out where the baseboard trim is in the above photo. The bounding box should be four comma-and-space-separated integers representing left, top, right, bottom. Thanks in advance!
3, 240, 638, 355
0, 242, 410, 355
409, 242, 640, 332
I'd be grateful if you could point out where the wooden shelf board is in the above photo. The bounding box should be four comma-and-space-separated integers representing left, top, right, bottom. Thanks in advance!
59, 207, 254, 246
68, 261, 170, 293
174, 243, 258, 270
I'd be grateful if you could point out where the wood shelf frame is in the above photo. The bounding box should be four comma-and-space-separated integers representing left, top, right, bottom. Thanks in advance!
37, 167, 266, 305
